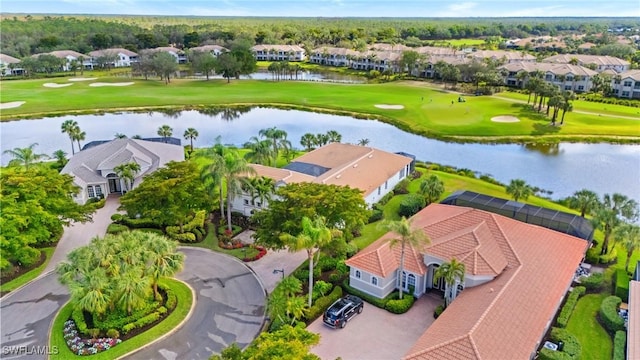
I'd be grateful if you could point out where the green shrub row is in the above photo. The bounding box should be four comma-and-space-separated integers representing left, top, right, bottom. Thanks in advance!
166, 231, 197, 242
398, 193, 426, 218
599, 296, 625, 334
613, 330, 626, 360
72, 307, 89, 336
584, 248, 599, 264
163, 282, 178, 310
537, 327, 581, 360
110, 214, 159, 228
556, 286, 586, 328
384, 295, 415, 314
581, 272, 604, 292
312, 281, 333, 301
615, 269, 630, 302
92, 300, 160, 332
579, 93, 640, 108
368, 209, 384, 223
106, 223, 130, 235
305, 286, 343, 322
342, 279, 387, 308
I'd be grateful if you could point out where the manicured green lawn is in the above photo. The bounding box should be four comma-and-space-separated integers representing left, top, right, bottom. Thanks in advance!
566, 293, 612, 360
2, 78, 638, 142
50, 278, 193, 360
441, 38, 487, 46
0, 247, 54, 293
495, 91, 640, 117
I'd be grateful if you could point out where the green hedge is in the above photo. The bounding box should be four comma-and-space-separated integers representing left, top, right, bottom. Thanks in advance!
599, 249, 618, 265
305, 286, 343, 322
613, 331, 626, 360
384, 295, 415, 314
584, 248, 599, 264
71, 307, 89, 336
537, 327, 581, 360
615, 269, 630, 302
106, 223, 130, 234
581, 272, 604, 292
599, 296, 625, 334
556, 286, 586, 328
398, 193, 426, 218
342, 279, 387, 308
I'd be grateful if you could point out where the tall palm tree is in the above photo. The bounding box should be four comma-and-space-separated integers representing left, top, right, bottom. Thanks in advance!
72, 129, 86, 152
52, 149, 68, 169
434, 258, 466, 308
183, 127, 199, 154
379, 217, 429, 299
615, 223, 640, 272
3, 143, 49, 170
259, 127, 290, 166
592, 193, 639, 255
198, 138, 228, 218
142, 233, 185, 299
357, 138, 370, 146
505, 179, 533, 202
419, 175, 445, 205
157, 124, 173, 143
560, 91, 576, 125
222, 150, 256, 231
114, 162, 141, 192
300, 133, 316, 151
281, 216, 335, 307
115, 266, 151, 315
244, 136, 275, 165
568, 189, 599, 217
61, 119, 80, 155
326, 130, 342, 143
248, 176, 275, 207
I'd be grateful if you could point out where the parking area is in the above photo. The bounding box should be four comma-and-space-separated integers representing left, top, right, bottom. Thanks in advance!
308, 293, 441, 360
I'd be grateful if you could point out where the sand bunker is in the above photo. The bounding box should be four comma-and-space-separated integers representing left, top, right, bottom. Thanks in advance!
491, 115, 520, 123
43, 83, 74, 88
89, 82, 135, 87
375, 104, 404, 110
68, 77, 98, 82
0, 101, 26, 109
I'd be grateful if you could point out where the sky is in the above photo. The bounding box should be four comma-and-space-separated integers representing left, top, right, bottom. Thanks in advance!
0, 0, 637, 18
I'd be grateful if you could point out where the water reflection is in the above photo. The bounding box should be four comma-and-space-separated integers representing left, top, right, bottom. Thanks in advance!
523, 143, 563, 156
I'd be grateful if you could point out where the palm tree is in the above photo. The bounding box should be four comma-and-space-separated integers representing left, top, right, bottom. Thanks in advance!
286, 296, 308, 325
183, 127, 199, 154
114, 162, 141, 192
142, 233, 185, 299
198, 138, 228, 218
259, 127, 290, 166
72, 129, 86, 151
568, 189, 599, 217
115, 266, 151, 315
222, 150, 256, 231
61, 119, 80, 155
68, 268, 111, 316
300, 133, 316, 151
3, 143, 49, 170
419, 175, 444, 205
114, 133, 127, 139
434, 258, 466, 308
505, 179, 533, 202
52, 149, 68, 169
244, 136, 275, 165
379, 217, 429, 299
326, 130, 342, 143
248, 176, 275, 207
560, 91, 576, 125
281, 216, 335, 307
615, 223, 640, 272
592, 193, 639, 255
515, 71, 528, 89
157, 124, 173, 143
357, 138, 370, 146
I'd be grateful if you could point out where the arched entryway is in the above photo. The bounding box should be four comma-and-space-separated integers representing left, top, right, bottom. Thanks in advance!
106, 173, 121, 193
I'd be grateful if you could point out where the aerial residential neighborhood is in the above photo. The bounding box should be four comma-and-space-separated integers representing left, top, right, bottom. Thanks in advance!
1, 2, 639, 360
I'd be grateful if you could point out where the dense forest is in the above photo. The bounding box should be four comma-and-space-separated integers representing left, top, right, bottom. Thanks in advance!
1, 15, 639, 58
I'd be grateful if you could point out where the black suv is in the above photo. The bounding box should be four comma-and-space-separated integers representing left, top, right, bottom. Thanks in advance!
323, 295, 364, 329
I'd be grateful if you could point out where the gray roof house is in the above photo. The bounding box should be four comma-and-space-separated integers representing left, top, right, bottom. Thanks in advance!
61, 138, 184, 204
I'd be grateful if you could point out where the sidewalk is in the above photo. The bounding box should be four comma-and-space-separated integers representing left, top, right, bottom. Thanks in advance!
244, 247, 307, 293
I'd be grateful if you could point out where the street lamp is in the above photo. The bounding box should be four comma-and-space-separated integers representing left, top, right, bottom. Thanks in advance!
273, 268, 285, 279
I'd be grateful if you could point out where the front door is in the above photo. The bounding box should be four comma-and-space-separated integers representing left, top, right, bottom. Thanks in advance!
108, 178, 121, 193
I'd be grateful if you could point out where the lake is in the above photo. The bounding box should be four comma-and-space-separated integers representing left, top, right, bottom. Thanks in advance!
1, 108, 638, 203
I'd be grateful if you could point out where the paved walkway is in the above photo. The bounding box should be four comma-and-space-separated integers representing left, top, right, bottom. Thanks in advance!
44, 195, 121, 273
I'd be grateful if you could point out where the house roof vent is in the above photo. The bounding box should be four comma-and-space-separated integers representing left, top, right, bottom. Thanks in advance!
353, 164, 358, 168
368, 154, 373, 158
336, 174, 342, 179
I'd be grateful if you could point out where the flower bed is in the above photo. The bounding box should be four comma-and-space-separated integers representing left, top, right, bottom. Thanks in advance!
63, 320, 122, 356
243, 246, 267, 262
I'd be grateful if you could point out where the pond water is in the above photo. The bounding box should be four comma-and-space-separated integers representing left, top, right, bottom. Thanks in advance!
1, 108, 638, 203
179, 69, 365, 83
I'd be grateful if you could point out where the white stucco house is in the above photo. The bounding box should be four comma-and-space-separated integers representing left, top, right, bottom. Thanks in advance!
251, 45, 306, 61
88, 48, 139, 67
230, 143, 414, 216
612, 69, 640, 99
542, 54, 630, 73
61, 138, 184, 205
32, 50, 93, 71
0, 53, 22, 76
346, 203, 587, 360
142, 47, 188, 64
189, 45, 229, 57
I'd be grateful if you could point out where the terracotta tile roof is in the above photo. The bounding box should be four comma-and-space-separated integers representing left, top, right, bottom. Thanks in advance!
629, 281, 640, 360
468, 50, 536, 62
501, 62, 598, 77
543, 54, 630, 67
251, 44, 305, 52
311, 47, 360, 57
345, 236, 401, 277
249, 164, 315, 184
401, 204, 587, 360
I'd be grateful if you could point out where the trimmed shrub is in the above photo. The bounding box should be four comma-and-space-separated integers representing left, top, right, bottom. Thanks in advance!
368, 209, 384, 223
556, 286, 586, 328
613, 331, 626, 360
599, 249, 618, 265
168, 231, 197, 242
106, 329, 120, 339
537, 327, 581, 360
121, 216, 158, 229
87, 328, 100, 338
328, 273, 342, 283
111, 213, 123, 222
615, 269, 630, 302
377, 192, 394, 207
133, 311, 160, 328
434, 304, 444, 318
122, 323, 136, 335
584, 248, 599, 264
384, 295, 415, 314
581, 272, 604, 292
393, 178, 410, 195
294, 269, 310, 283
72, 307, 89, 336
312, 281, 333, 300
106, 223, 129, 234
599, 296, 625, 334
157, 306, 167, 315
318, 256, 338, 272
398, 193, 426, 218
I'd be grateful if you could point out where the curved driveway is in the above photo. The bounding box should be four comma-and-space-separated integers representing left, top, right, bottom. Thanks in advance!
0, 248, 265, 360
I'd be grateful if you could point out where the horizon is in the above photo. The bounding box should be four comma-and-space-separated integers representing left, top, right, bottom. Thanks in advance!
1, 0, 637, 18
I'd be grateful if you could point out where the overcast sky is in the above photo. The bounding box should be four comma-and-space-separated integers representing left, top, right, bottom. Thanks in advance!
0, 0, 636, 17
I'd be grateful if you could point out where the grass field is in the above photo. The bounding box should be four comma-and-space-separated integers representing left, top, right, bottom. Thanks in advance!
1, 77, 638, 143
566, 293, 612, 360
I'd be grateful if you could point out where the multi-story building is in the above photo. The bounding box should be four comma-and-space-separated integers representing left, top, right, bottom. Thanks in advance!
189, 45, 229, 57
501, 62, 597, 93
542, 54, 630, 73
251, 45, 305, 61
141, 47, 188, 64
612, 69, 640, 99
88, 48, 139, 68
32, 50, 93, 71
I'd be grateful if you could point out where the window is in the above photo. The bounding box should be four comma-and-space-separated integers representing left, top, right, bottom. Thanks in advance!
244, 199, 249, 205
399, 168, 405, 179
377, 186, 381, 195
624, 81, 633, 87
566, 76, 573, 81
87, 186, 95, 198
371, 277, 378, 286
545, 74, 553, 81
622, 91, 630, 97
578, 85, 584, 91
385, 180, 388, 190
355, 270, 361, 279
256, 202, 262, 208
95, 186, 103, 197
634, 82, 640, 89
564, 85, 571, 90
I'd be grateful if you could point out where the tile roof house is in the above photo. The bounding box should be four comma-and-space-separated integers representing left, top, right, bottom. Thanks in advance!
251, 45, 306, 61
501, 62, 598, 93
141, 47, 188, 64
32, 50, 93, 71
0, 53, 22, 76
611, 69, 640, 99
88, 48, 138, 67
61, 138, 184, 205
542, 54, 630, 73
189, 45, 229, 57
230, 143, 413, 215
345, 204, 587, 360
